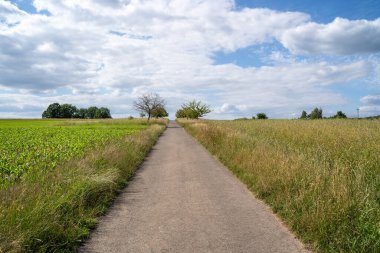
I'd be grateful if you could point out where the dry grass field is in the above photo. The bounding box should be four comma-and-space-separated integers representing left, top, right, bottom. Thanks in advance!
180, 119, 380, 253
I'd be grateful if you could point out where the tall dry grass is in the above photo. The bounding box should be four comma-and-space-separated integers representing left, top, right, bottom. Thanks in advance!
180, 119, 380, 253
0, 123, 166, 252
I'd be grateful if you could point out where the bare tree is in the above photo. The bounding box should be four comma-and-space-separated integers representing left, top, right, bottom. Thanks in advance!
133, 93, 166, 120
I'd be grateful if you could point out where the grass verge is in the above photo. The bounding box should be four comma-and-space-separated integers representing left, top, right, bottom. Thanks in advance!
179, 119, 380, 253
0, 122, 166, 253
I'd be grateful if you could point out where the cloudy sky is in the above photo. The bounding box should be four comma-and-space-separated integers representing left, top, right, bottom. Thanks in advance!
1, 0, 380, 119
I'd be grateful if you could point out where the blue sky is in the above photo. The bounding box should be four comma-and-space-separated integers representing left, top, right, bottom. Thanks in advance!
1, 0, 380, 118
237, 0, 380, 23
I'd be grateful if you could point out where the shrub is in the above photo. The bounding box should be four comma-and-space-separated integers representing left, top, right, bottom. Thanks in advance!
256, 113, 268, 119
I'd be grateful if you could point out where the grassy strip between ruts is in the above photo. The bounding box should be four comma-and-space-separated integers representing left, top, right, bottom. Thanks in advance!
0, 122, 166, 253
179, 119, 380, 253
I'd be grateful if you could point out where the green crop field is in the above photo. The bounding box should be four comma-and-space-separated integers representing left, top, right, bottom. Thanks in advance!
0, 119, 146, 185
180, 119, 380, 253
0, 119, 166, 252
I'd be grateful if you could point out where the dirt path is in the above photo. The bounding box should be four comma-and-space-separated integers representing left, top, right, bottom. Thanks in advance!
80, 121, 308, 253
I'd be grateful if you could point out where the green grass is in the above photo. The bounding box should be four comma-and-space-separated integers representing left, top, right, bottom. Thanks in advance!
0, 119, 167, 252
0, 119, 64, 128
179, 119, 380, 253
0, 119, 147, 185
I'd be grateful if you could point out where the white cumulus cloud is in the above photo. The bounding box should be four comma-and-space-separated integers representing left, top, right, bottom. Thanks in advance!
0, 0, 378, 118
280, 18, 380, 55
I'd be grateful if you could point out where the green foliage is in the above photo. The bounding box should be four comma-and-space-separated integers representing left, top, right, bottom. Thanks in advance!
42, 103, 61, 118
76, 108, 88, 119
309, 107, 323, 119
300, 110, 308, 119
0, 120, 166, 252
332, 111, 347, 119
60, 104, 78, 118
256, 113, 268, 119
42, 103, 112, 119
0, 120, 145, 184
151, 106, 168, 118
176, 100, 211, 119
96, 107, 112, 119
175, 108, 187, 118
86, 106, 98, 119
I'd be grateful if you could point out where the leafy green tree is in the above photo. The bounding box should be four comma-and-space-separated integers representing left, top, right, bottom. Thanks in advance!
175, 108, 187, 118
300, 110, 308, 119
179, 100, 211, 119
310, 107, 323, 119
151, 106, 168, 118
76, 108, 88, 119
42, 103, 61, 118
42, 104, 112, 119
86, 106, 99, 119
256, 113, 268, 119
59, 104, 78, 118
333, 111, 347, 119
97, 107, 112, 118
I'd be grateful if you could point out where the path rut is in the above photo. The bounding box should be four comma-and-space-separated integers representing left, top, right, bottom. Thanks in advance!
80, 121, 308, 253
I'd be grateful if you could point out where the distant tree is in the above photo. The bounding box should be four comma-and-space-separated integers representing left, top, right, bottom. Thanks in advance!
175, 108, 187, 118
151, 106, 168, 118
96, 107, 112, 119
178, 100, 211, 119
76, 108, 88, 119
300, 110, 308, 119
252, 116, 256, 120
364, 115, 380, 119
309, 107, 323, 119
140, 112, 146, 118
134, 93, 166, 121
42, 103, 61, 118
59, 104, 78, 118
86, 106, 99, 119
332, 111, 347, 119
42, 104, 112, 119
256, 113, 268, 119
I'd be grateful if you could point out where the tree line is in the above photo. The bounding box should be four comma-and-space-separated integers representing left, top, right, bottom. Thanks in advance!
42, 103, 112, 119
132, 93, 348, 120
43, 95, 351, 121
299, 107, 347, 119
